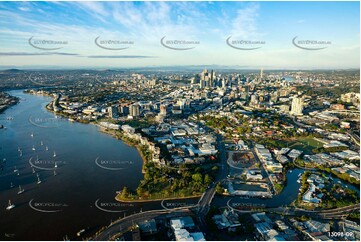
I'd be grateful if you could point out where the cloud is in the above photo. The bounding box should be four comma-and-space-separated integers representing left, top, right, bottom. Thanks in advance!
0, 52, 78, 56
18, 7, 30, 12
72, 1, 109, 23
87, 55, 155, 58
230, 3, 261, 38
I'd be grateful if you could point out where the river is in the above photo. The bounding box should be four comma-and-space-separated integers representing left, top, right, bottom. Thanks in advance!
0, 90, 151, 240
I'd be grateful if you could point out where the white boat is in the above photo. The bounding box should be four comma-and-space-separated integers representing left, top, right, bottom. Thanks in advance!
30, 132, 34, 137
40, 141, 43, 146
54, 170, 57, 176
19, 151, 22, 157
53, 151, 56, 157
77, 229, 86, 237
37, 177, 42, 184
46, 146, 49, 151
54, 162, 58, 168
13, 166, 18, 173
17, 171, 20, 176
17, 185, 24, 194
10, 182, 14, 188
32, 145, 36, 151
17, 147, 21, 152
6, 200, 15, 210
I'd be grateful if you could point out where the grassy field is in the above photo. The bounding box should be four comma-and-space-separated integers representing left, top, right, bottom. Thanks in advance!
258, 136, 323, 155
287, 137, 323, 154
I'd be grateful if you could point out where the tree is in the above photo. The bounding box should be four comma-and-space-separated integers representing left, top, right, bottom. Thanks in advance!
192, 173, 203, 189
121, 186, 129, 199
215, 182, 224, 194
204, 174, 212, 185
211, 166, 219, 171
136, 186, 144, 197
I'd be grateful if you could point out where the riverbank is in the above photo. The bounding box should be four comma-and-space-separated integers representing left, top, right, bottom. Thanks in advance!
115, 194, 201, 203
97, 127, 148, 173
0, 93, 19, 114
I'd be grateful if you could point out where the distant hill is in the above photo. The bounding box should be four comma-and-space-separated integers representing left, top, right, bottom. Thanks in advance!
1, 69, 23, 73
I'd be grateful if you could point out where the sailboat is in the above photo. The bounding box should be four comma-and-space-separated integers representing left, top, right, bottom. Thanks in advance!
17, 171, 20, 176
40, 141, 43, 146
6, 200, 15, 210
54, 162, 58, 168
17, 185, 24, 194
46, 146, 49, 151
30, 132, 34, 138
32, 145, 36, 151
37, 176, 42, 184
10, 182, 14, 188
17, 147, 21, 152
53, 151, 56, 157
13, 166, 18, 173
54, 170, 57, 176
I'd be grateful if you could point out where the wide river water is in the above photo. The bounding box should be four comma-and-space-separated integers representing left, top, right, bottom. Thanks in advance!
0, 90, 156, 240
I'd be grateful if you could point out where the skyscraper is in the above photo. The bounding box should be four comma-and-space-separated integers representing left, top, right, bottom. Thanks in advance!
108, 106, 119, 118
160, 104, 167, 115
200, 69, 215, 88
291, 96, 304, 116
129, 104, 140, 117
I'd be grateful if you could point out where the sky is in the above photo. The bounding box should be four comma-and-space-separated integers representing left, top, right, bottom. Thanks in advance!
0, 1, 359, 69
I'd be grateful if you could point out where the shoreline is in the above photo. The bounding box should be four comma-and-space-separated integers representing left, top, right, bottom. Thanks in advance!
115, 194, 202, 203
0, 98, 20, 115
97, 126, 147, 173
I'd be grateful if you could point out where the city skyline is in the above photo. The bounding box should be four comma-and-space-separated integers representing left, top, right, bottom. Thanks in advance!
0, 1, 360, 69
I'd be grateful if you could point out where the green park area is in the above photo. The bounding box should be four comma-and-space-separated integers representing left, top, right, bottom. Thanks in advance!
260, 136, 324, 155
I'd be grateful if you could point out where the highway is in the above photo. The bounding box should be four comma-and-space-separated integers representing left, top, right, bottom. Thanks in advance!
92, 208, 194, 241
267, 203, 360, 220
